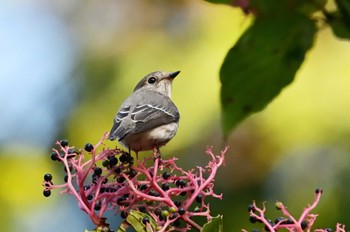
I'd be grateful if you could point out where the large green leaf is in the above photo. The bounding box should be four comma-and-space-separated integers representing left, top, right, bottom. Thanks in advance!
329, 15, 350, 39
220, 13, 316, 135
329, 0, 350, 39
201, 215, 223, 232
204, 0, 233, 4
336, 0, 350, 24
249, 0, 327, 15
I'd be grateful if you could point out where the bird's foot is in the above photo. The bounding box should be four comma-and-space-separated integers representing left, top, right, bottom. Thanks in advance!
153, 147, 162, 164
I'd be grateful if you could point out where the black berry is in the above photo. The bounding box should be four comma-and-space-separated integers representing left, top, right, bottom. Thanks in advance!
119, 152, 129, 163
120, 211, 128, 219
195, 194, 203, 203
117, 196, 127, 206
64, 164, 73, 173
114, 167, 122, 174
148, 190, 160, 197
128, 169, 137, 178
274, 217, 285, 224
169, 213, 178, 220
92, 173, 98, 184
84, 143, 94, 152
154, 208, 162, 216
94, 203, 101, 211
60, 139, 68, 147
138, 206, 147, 213
315, 188, 323, 194
285, 219, 293, 224
174, 201, 182, 207
44, 173, 52, 182
248, 204, 255, 212
43, 189, 51, 197
148, 169, 154, 177
138, 184, 148, 191
142, 217, 150, 224
301, 221, 308, 229
117, 176, 125, 183
94, 167, 102, 176
175, 179, 186, 188
162, 171, 171, 180
109, 156, 118, 167
50, 152, 58, 161
264, 219, 273, 231
102, 160, 109, 167
67, 149, 75, 159
249, 215, 258, 223
128, 156, 134, 165
161, 183, 170, 191
178, 207, 185, 215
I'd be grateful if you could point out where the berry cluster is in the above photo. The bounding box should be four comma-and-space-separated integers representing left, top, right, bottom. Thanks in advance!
244, 189, 346, 232
42, 133, 227, 231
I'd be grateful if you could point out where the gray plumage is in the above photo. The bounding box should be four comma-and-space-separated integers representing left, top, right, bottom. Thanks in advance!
109, 71, 180, 152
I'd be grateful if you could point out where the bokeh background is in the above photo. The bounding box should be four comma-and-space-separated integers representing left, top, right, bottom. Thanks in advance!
1, 0, 350, 231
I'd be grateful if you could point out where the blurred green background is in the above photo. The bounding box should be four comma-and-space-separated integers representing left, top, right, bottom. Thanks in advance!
1, 0, 350, 231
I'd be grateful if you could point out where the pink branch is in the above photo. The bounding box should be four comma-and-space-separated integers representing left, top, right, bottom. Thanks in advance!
298, 189, 322, 223
43, 134, 228, 231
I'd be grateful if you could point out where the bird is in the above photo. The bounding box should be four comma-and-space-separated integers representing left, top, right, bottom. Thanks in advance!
109, 70, 180, 157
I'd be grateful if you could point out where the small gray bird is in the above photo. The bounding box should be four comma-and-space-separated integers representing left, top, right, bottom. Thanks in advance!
109, 71, 180, 156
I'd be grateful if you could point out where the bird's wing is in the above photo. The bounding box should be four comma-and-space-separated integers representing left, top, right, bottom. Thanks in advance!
131, 98, 179, 135
109, 91, 179, 141
109, 104, 133, 140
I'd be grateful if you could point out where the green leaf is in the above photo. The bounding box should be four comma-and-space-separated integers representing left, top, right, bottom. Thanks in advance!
328, 0, 350, 39
249, 0, 291, 15
84, 218, 111, 232
335, 0, 350, 24
329, 16, 350, 39
204, 0, 232, 4
220, 13, 316, 136
116, 222, 127, 232
201, 215, 223, 232
115, 210, 158, 232
297, 0, 328, 15
250, 0, 327, 15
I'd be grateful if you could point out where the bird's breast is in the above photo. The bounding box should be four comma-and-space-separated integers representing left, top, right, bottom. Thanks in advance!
120, 122, 178, 152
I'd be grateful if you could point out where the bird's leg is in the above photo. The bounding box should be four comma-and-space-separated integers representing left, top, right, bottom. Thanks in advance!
153, 145, 162, 161
127, 146, 138, 161
129, 147, 140, 160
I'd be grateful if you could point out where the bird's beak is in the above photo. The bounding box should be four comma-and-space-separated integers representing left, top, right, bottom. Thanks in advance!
168, 71, 181, 79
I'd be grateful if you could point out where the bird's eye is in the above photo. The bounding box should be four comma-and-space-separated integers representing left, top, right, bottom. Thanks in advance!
148, 77, 157, 84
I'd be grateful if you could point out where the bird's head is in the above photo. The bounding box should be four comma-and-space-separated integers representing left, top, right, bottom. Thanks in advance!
133, 71, 180, 97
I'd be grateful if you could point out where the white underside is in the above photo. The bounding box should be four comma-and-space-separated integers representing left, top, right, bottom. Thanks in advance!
120, 122, 178, 152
